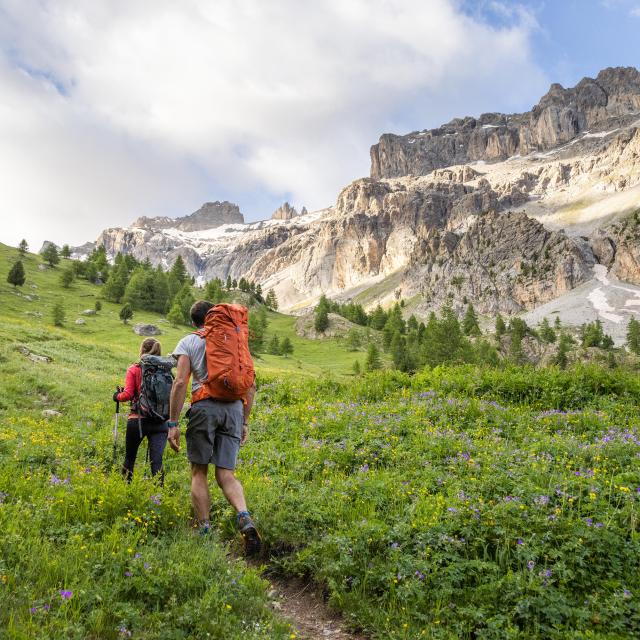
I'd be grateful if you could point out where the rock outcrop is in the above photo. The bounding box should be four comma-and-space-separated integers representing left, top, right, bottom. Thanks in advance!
371, 67, 640, 179
271, 202, 299, 220
133, 201, 244, 231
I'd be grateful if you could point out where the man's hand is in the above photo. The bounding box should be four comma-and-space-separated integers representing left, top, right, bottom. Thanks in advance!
240, 423, 249, 446
168, 427, 180, 452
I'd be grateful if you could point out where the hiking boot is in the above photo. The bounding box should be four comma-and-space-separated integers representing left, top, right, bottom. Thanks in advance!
237, 511, 262, 556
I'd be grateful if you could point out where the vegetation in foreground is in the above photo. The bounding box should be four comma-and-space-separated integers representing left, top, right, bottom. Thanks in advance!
1, 243, 640, 638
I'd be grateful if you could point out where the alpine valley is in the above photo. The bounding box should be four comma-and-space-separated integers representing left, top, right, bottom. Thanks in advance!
82, 67, 640, 342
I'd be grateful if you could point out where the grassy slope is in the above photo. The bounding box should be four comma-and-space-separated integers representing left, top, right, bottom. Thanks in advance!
3, 243, 640, 639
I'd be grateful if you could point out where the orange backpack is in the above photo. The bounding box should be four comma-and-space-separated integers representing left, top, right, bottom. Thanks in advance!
191, 303, 255, 403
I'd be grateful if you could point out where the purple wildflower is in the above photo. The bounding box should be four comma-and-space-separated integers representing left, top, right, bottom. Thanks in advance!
359, 463, 369, 472
143, 563, 150, 570
516, 538, 524, 546
390, 542, 399, 549
447, 507, 457, 513
59, 590, 73, 600
134, 553, 142, 559
150, 494, 161, 505
527, 561, 535, 571
124, 571, 132, 577
30, 607, 38, 614
415, 570, 425, 580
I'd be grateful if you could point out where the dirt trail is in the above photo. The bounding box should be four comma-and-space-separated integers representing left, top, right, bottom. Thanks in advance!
266, 574, 368, 640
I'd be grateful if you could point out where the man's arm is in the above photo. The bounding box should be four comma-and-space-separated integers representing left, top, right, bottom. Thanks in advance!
240, 383, 257, 446
168, 355, 191, 452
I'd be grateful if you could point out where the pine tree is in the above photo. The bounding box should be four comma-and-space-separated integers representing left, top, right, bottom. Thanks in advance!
555, 332, 571, 369
554, 316, 562, 329
152, 267, 169, 313
280, 336, 294, 358
314, 297, 330, 333
169, 255, 188, 285
267, 334, 281, 355
60, 267, 74, 288
226, 275, 232, 290
173, 283, 195, 324
495, 314, 506, 337
119, 303, 133, 324
94, 300, 102, 313
627, 317, 640, 355
60, 244, 71, 258
18, 239, 28, 256
539, 317, 557, 343
369, 305, 387, 330
205, 278, 225, 304
248, 311, 266, 354
265, 289, 278, 311
509, 331, 525, 364
345, 328, 362, 351
364, 343, 382, 371
52, 301, 65, 327
352, 360, 361, 376
167, 302, 183, 327
232, 279, 238, 289
123, 268, 156, 311
42, 244, 60, 267
7, 260, 26, 287
462, 303, 481, 336
391, 331, 409, 371
103, 261, 129, 303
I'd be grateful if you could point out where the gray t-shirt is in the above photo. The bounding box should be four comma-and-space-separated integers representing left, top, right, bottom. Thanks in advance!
172, 333, 207, 391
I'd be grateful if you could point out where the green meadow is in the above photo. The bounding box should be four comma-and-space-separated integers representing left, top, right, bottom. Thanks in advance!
1, 243, 639, 639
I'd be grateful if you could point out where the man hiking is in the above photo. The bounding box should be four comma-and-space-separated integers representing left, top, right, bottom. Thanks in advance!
167, 299, 261, 555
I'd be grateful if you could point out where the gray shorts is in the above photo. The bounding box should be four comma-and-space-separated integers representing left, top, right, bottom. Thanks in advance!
185, 399, 243, 469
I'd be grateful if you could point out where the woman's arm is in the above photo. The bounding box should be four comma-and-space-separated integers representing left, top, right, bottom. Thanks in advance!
116, 366, 138, 402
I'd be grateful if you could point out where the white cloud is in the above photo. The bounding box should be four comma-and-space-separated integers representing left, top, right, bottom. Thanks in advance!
0, 0, 546, 248
631, 6, 640, 16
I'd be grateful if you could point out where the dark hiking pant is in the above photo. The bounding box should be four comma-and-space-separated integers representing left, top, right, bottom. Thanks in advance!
122, 418, 168, 484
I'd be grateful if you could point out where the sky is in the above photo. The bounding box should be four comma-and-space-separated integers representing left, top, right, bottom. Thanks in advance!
0, 0, 639, 250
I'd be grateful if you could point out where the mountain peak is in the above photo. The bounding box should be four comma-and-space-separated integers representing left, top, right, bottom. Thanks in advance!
133, 201, 244, 232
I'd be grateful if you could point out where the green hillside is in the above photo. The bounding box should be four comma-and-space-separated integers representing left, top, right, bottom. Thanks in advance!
2, 242, 640, 639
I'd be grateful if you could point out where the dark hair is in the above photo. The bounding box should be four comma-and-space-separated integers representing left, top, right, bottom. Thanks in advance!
190, 300, 214, 328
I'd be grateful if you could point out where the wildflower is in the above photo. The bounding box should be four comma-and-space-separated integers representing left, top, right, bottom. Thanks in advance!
447, 507, 457, 513
59, 590, 73, 600
143, 563, 151, 570
623, 589, 632, 598
134, 553, 142, 559
415, 570, 425, 580
359, 463, 369, 472
150, 494, 161, 505
516, 538, 524, 546
527, 561, 535, 571
125, 571, 132, 577
119, 626, 132, 638
390, 542, 399, 549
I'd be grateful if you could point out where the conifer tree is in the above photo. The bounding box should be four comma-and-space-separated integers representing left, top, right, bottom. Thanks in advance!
60, 244, 71, 258
94, 300, 102, 313
495, 314, 506, 337
364, 343, 382, 371
205, 278, 225, 304
462, 303, 481, 336
52, 300, 65, 327
18, 239, 28, 256
173, 283, 195, 324
267, 334, 281, 355
119, 303, 133, 325
345, 328, 362, 351
280, 336, 294, 358
555, 332, 571, 369
169, 255, 188, 285
167, 302, 183, 327
226, 275, 232, 290
60, 267, 74, 289
369, 305, 387, 330
42, 244, 60, 267
352, 359, 361, 375
554, 315, 562, 329
7, 260, 26, 287
314, 295, 330, 333
627, 317, 640, 355
539, 317, 557, 343
103, 261, 129, 303
265, 289, 278, 311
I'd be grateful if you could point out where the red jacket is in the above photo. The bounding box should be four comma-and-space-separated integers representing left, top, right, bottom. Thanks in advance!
116, 364, 142, 418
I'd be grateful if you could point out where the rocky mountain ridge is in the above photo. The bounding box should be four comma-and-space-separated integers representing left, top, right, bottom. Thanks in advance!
370, 66, 640, 179
85, 66, 640, 339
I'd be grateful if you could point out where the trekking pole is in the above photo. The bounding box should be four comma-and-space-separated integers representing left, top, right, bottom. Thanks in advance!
112, 397, 120, 467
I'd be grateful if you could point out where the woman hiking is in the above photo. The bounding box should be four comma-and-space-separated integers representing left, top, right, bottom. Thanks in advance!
114, 338, 169, 483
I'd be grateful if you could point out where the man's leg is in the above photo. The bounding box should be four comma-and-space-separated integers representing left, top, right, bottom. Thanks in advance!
214, 467, 247, 512
191, 463, 211, 524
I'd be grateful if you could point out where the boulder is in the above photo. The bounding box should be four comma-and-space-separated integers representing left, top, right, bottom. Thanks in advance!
42, 409, 62, 419
133, 323, 162, 336
82, 309, 96, 316
75, 318, 86, 325
17, 345, 52, 363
